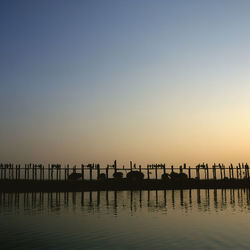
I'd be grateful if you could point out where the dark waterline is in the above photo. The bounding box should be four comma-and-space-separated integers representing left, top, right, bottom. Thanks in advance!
1, 189, 250, 249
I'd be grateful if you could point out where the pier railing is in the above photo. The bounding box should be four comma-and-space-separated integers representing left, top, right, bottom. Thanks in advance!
0, 161, 249, 181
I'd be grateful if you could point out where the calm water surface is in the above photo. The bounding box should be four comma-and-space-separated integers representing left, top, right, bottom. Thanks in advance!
0, 189, 250, 249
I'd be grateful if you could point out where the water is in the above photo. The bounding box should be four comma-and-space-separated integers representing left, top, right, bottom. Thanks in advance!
1, 189, 250, 249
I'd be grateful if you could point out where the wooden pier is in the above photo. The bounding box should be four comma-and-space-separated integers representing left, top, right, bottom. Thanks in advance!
0, 161, 250, 191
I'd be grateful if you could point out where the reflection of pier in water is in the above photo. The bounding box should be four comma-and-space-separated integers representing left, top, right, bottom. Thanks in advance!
1, 189, 250, 214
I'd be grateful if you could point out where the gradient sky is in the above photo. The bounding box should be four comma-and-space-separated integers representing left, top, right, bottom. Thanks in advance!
1, 0, 250, 166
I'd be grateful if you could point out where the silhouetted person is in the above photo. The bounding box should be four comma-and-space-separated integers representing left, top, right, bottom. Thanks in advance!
98, 173, 106, 180
68, 172, 82, 181
161, 173, 170, 181
113, 172, 123, 180
126, 171, 144, 181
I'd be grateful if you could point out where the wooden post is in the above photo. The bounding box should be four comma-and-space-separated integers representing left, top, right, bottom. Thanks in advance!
59, 165, 61, 180
26, 164, 29, 180
39, 165, 42, 181
35, 165, 38, 180
32, 164, 34, 180
201, 164, 206, 180
57, 165, 59, 180
2, 164, 4, 180
15, 165, 18, 180
55, 165, 57, 181
106, 165, 109, 179
9, 164, 11, 180
43, 165, 45, 180
97, 164, 100, 180
242, 163, 246, 179
29, 163, 33, 180
114, 160, 117, 174
4, 164, 6, 179
223, 165, 226, 179
4, 164, 6, 180
139, 165, 141, 173
163, 164, 166, 175
246, 163, 249, 179
16, 165, 19, 180
37, 164, 40, 180
239, 163, 242, 179
35, 164, 37, 180
33, 164, 36, 180
48, 164, 50, 181
0, 164, 2, 180
89, 164, 93, 181
147, 165, 150, 179
213, 164, 216, 180
219, 164, 222, 179
8, 164, 11, 180
196, 165, 200, 180
51, 165, 53, 181
229, 164, 232, 179
155, 165, 158, 180
188, 167, 191, 179
171, 165, 174, 173
9, 164, 12, 180
58, 165, 61, 181
206, 164, 209, 180
1, 164, 3, 180
236, 166, 239, 179
40, 166, 42, 181
11, 164, 13, 179
81, 164, 84, 181
24, 164, 26, 180
130, 161, 132, 171
67, 165, 69, 180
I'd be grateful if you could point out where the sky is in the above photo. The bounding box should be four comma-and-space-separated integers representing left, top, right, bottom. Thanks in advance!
0, 0, 250, 167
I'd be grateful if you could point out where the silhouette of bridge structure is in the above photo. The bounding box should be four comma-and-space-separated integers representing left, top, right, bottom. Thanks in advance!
0, 161, 250, 191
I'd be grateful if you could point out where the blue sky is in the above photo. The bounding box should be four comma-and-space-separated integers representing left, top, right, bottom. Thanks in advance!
1, 0, 250, 165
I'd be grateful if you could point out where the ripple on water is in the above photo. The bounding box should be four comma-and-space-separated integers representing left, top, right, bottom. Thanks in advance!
1, 189, 250, 249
